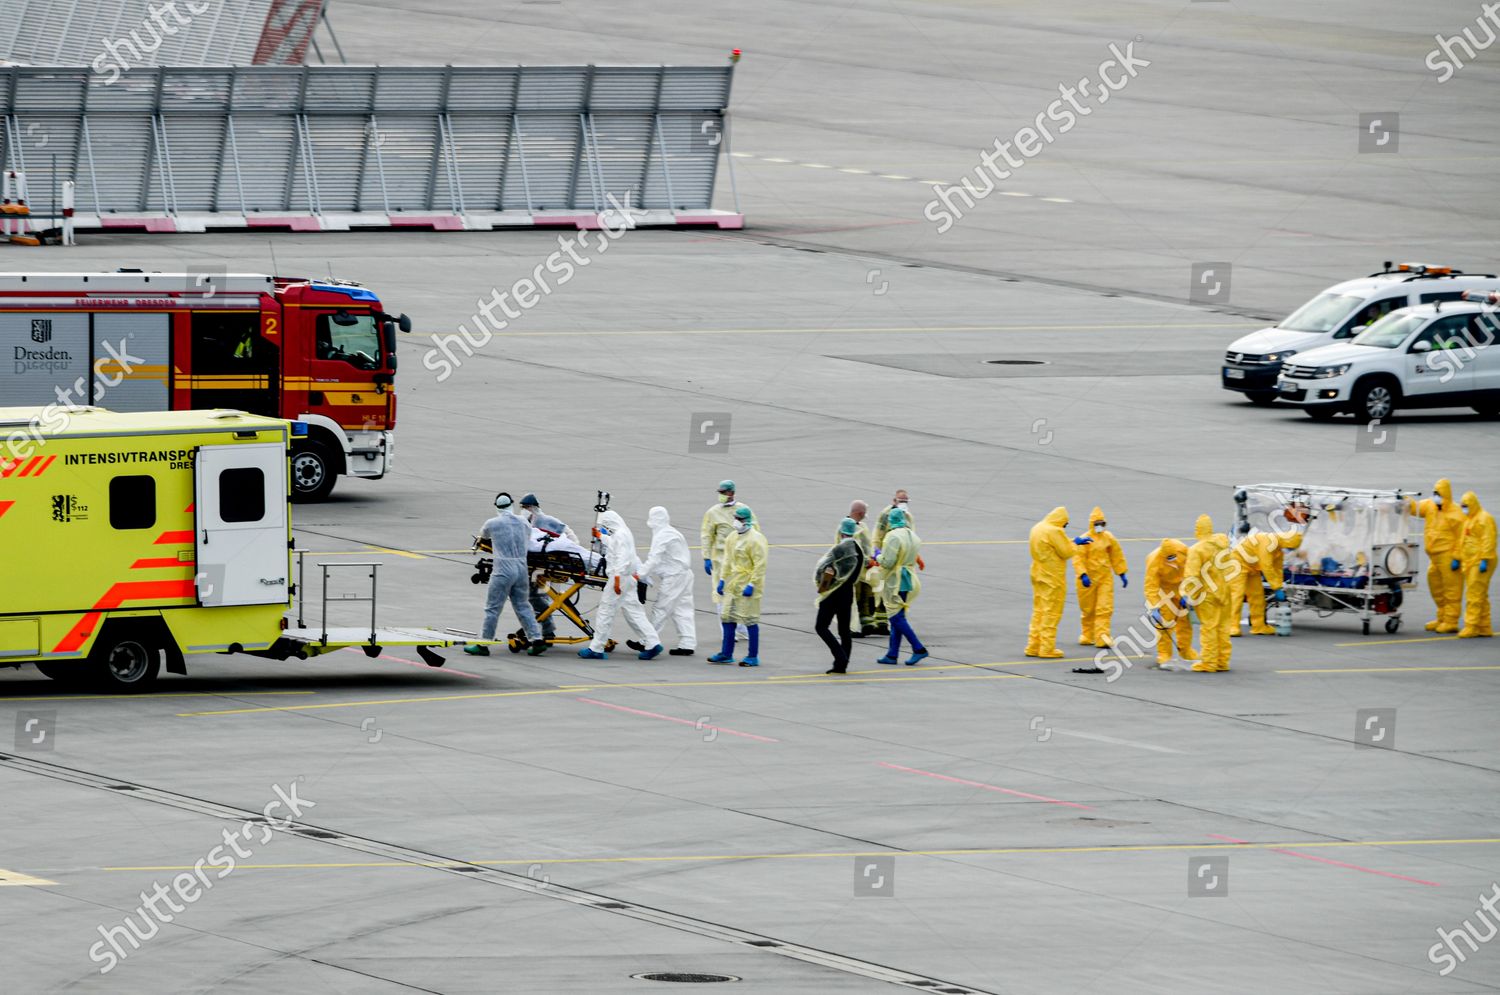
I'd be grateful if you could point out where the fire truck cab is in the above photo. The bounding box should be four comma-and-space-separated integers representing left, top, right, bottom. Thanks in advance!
0, 270, 408, 501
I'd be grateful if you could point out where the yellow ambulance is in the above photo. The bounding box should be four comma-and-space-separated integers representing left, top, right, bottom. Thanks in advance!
0, 406, 471, 690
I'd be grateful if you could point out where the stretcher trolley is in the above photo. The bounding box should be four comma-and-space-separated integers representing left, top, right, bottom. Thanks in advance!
470, 536, 615, 654
1233, 483, 1422, 635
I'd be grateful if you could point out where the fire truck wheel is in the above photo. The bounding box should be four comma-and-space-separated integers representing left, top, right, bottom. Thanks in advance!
290, 441, 339, 503
87, 626, 164, 692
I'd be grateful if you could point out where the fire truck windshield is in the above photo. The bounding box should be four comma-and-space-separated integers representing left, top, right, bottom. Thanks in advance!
315, 313, 382, 370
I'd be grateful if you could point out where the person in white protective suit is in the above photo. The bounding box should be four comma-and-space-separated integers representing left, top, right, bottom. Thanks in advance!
580, 510, 664, 660
628, 506, 697, 656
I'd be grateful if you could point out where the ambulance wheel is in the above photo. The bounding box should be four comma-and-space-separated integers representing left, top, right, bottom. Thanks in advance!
290, 441, 339, 503
1385, 616, 1400, 633
87, 625, 164, 692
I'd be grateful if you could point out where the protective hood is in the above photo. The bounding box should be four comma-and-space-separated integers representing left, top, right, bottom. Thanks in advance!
597, 510, 625, 532
1195, 514, 1213, 541
1461, 490, 1482, 515
1279, 531, 1303, 550
648, 506, 670, 530
1090, 506, 1106, 526
1044, 506, 1069, 528
1160, 538, 1188, 559
1435, 479, 1453, 503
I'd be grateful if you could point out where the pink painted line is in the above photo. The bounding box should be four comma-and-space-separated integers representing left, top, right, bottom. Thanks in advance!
1207, 834, 1439, 887
340, 647, 484, 679
575, 697, 779, 742
878, 762, 1093, 809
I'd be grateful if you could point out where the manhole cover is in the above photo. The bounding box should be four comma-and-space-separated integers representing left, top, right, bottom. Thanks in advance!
632, 973, 740, 983
985, 359, 1047, 365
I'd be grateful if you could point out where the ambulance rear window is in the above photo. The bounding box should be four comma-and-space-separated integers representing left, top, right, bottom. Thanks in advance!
109, 475, 156, 530
219, 467, 265, 523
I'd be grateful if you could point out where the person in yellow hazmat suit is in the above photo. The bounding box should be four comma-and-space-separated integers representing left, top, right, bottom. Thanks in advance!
1026, 507, 1094, 658
700, 480, 740, 609
1074, 506, 1129, 647
875, 507, 927, 666
1456, 490, 1495, 638
1413, 479, 1466, 632
1144, 538, 1198, 667
1228, 528, 1301, 636
709, 505, 769, 665
1183, 514, 1233, 672
870, 489, 914, 635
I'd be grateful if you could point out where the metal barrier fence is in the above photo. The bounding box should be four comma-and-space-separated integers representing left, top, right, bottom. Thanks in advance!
0, 64, 742, 233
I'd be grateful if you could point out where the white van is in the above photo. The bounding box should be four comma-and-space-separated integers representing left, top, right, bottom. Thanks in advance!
1275, 295, 1500, 421
1222, 263, 1497, 404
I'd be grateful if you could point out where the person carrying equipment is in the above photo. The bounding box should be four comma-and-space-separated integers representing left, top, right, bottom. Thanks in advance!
1144, 538, 1198, 668
1228, 528, 1300, 636
875, 507, 927, 666
709, 505, 767, 667
815, 518, 865, 673
1074, 506, 1128, 648
1185, 515, 1233, 672
1026, 506, 1092, 659
1413, 479, 1466, 633
579, 510, 664, 660
1457, 490, 1495, 638
467, 492, 547, 657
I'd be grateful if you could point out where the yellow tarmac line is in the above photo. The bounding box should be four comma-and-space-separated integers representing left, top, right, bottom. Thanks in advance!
1333, 635, 1460, 647
102, 836, 1500, 874
302, 538, 1167, 557
2, 691, 313, 703
178, 673, 1028, 716
366, 544, 425, 560
474, 322, 1260, 339
0, 868, 58, 886
1277, 665, 1500, 674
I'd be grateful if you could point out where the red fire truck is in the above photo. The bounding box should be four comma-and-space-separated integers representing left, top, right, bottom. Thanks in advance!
1, 270, 408, 501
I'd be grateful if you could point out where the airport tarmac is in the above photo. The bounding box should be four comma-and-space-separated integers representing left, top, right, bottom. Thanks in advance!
3, 1, 1499, 992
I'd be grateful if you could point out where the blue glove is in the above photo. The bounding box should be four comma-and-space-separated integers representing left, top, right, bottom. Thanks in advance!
1118, 573, 1128, 588
1073, 536, 1093, 546
716, 580, 725, 596
1483, 560, 1491, 574
1149, 608, 1164, 627
1273, 588, 1286, 602
874, 548, 882, 559
1080, 573, 1092, 588
1451, 558, 1462, 571
742, 584, 755, 597
703, 558, 713, 576
1178, 597, 1188, 609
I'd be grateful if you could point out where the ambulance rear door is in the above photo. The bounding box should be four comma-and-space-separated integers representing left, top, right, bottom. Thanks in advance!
194, 443, 289, 606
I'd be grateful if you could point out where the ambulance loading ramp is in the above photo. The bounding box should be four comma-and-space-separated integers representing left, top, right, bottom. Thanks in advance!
0, 64, 742, 234
0, 0, 325, 67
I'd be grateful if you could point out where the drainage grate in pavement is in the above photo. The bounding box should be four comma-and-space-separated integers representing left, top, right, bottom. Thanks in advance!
632, 973, 741, 983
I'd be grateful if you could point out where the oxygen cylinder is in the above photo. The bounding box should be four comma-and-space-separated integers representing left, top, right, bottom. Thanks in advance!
1268, 602, 1293, 636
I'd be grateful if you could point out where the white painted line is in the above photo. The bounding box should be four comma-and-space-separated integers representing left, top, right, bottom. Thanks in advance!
1052, 729, 1182, 754
0, 868, 58, 886
920, 179, 946, 185
999, 191, 1032, 198
878, 174, 912, 180
838, 168, 872, 174
730, 152, 753, 158
763, 157, 792, 163
1041, 197, 1074, 203
801, 163, 832, 169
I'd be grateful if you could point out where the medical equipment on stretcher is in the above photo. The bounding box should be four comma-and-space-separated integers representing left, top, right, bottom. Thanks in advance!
470, 533, 615, 653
